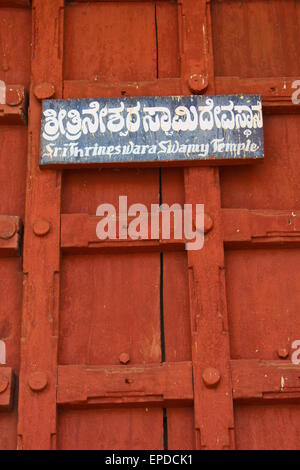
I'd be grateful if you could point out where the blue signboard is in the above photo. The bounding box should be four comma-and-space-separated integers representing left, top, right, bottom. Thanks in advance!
39, 95, 264, 166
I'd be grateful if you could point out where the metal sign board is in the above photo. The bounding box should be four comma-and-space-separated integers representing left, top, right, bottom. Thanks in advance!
39, 95, 264, 167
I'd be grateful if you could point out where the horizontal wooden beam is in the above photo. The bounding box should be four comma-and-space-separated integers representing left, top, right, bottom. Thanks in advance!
0, 0, 30, 7
63, 79, 183, 100
215, 77, 300, 113
0, 367, 14, 409
0, 85, 27, 125
0, 216, 22, 256
61, 210, 300, 253
222, 209, 300, 247
61, 213, 187, 253
231, 360, 300, 401
57, 359, 300, 407
57, 362, 193, 407
65, 77, 300, 114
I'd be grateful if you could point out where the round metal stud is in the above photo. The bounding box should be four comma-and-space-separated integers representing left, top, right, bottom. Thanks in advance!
188, 73, 208, 93
0, 221, 16, 240
33, 219, 51, 237
33, 82, 55, 100
119, 353, 130, 365
202, 367, 221, 388
277, 348, 289, 359
28, 371, 48, 392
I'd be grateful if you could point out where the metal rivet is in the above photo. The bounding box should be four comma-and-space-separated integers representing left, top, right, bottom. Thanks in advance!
28, 371, 48, 392
33, 82, 55, 100
0, 374, 9, 394
119, 353, 130, 364
6, 88, 23, 107
188, 73, 208, 93
33, 219, 51, 236
0, 221, 16, 240
202, 368, 221, 388
277, 348, 289, 359
204, 213, 214, 234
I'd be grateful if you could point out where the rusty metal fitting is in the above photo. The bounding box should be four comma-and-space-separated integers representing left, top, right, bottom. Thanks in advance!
6, 87, 24, 107
119, 353, 130, 365
202, 367, 221, 388
0, 221, 16, 240
33, 219, 51, 237
33, 82, 55, 100
277, 348, 289, 359
188, 73, 208, 93
28, 371, 48, 392
0, 374, 9, 394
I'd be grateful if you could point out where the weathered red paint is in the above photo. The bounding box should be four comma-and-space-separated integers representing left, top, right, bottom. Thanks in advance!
0, 0, 300, 451
0, 84, 27, 124
0, 367, 14, 408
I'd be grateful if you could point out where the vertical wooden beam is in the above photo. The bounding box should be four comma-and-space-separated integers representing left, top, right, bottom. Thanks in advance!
179, 0, 235, 449
17, 0, 64, 450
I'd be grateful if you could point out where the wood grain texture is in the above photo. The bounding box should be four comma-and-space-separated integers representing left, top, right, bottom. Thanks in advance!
0, 216, 22, 256
211, 0, 300, 78
57, 362, 193, 406
17, 0, 64, 450
235, 403, 300, 450
225, 249, 300, 361
181, 0, 235, 449
1, 0, 300, 451
64, 1, 157, 82
57, 407, 163, 450
0, 3, 30, 451
231, 360, 300, 401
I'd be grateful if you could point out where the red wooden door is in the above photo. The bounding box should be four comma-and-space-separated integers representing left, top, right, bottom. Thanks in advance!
0, 0, 300, 450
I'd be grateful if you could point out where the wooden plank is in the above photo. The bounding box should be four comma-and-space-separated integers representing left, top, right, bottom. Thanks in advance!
0, 216, 22, 256
0, 0, 30, 7
181, 0, 235, 449
156, 2, 194, 449
64, 1, 157, 83
64, 76, 300, 113
222, 209, 300, 247
64, 79, 183, 99
231, 360, 300, 401
61, 213, 186, 253
17, 0, 64, 450
57, 408, 163, 450
57, 362, 193, 407
211, 1, 300, 80
61, 209, 300, 252
215, 77, 300, 113
0, 367, 14, 409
